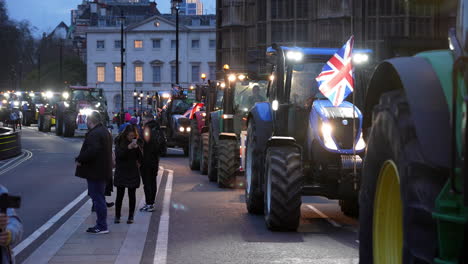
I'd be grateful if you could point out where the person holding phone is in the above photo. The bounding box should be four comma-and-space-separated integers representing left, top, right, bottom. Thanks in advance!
0, 185, 23, 264
113, 125, 142, 224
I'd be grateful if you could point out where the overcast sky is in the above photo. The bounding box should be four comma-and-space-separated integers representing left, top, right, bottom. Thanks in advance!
5, 0, 215, 36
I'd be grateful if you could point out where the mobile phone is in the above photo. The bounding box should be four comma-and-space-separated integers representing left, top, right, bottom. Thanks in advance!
0, 194, 21, 210
132, 138, 137, 144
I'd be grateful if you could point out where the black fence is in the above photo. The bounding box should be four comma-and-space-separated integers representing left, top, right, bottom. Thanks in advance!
0, 127, 22, 160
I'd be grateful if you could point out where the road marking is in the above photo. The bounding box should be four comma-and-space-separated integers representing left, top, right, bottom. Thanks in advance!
115, 167, 164, 264
168, 148, 184, 153
306, 204, 342, 228
13, 190, 88, 256
0, 150, 33, 176
153, 169, 174, 264
271, 257, 358, 264
21, 199, 92, 264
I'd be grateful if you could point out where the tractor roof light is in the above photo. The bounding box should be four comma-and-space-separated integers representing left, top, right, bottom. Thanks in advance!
15, 92, 22, 96
161, 93, 170, 99
29, 92, 35, 97
272, 100, 279, 111
238, 74, 246, 81
201, 73, 207, 80
62, 92, 70, 99
220, 82, 226, 88
353, 53, 369, 64
286, 51, 303, 62
228, 74, 236, 82
223, 64, 230, 71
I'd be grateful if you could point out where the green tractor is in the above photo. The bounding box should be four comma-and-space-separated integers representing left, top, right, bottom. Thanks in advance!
359, 1, 468, 263
206, 65, 268, 188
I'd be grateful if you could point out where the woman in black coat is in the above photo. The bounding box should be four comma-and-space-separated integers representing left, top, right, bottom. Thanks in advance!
114, 124, 142, 224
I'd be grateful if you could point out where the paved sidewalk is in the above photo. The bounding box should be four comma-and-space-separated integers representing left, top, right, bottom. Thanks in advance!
23, 168, 164, 264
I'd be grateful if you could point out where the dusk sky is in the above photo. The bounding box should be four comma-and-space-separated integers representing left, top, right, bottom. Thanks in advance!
5, 0, 215, 36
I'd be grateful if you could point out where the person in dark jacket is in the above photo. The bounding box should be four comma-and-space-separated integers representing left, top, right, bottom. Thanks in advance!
75, 111, 113, 234
139, 113, 161, 212
114, 125, 142, 224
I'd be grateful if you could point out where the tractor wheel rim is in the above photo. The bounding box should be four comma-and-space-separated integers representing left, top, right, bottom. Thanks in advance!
373, 160, 403, 264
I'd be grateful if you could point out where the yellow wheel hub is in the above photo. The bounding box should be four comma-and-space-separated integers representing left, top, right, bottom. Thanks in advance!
373, 160, 403, 264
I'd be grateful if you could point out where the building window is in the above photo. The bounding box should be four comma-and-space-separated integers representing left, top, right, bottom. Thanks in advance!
97, 66, 105, 82
152, 39, 161, 49
97, 40, 105, 49
171, 65, 176, 83
134, 40, 143, 49
191, 39, 200, 49
171, 40, 176, 49
209, 39, 216, 49
114, 40, 121, 49
191, 65, 200, 82
114, 66, 121, 82
152, 65, 161, 83
135, 65, 143, 82
209, 64, 216, 80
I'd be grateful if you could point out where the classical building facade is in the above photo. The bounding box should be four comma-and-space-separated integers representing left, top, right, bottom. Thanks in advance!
86, 15, 216, 113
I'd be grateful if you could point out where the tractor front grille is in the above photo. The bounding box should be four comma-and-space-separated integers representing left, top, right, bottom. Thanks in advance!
329, 118, 355, 149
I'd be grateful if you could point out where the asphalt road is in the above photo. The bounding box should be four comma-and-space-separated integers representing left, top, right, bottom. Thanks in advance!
0, 126, 88, 261
3, 126, 359, 263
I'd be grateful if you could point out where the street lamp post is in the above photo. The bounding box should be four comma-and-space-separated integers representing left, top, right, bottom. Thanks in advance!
133, 89, 137, 113
119, 11, 126, 124
171, 0, 182, 85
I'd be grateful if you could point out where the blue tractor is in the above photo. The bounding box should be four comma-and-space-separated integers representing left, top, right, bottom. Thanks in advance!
244, 45, 371, 230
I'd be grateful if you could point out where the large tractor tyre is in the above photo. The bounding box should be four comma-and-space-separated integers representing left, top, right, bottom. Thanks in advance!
188, 120, 201, 170
38, 115, 44, 131
55, 114, 63, 136
339, 198, 358, 218
264, 146, 303, 231
359, 90, 445, 264
62, 113, 76, 137
207, 130, 218, 182
245, 120, 264, 214
200, 132, 209, 174
42, 115, 52, 132
217, 139, 239, 188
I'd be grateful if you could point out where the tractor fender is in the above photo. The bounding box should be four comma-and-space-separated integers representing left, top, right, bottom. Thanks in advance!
219, 133, 237, 141
267, 136, 300, 150
210, 111, 221, 144
248, 102, 274, 155
194, 111, 206, 133
364, 57, 450, 168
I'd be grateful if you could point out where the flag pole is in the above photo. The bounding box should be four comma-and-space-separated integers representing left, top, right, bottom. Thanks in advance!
351, 36, 358, 190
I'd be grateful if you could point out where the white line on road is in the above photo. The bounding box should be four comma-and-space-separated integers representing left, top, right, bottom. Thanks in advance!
115, 167, 165, 264
0, 150, 33, 176
306, 205, 342, 228
153, 169, 174, 264
168, 148, 184, 153
13, 190, 88, 256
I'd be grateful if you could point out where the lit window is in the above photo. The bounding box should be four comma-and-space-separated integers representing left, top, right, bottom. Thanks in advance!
135, 66, 143, 82
114, 66, 121, 82
97, 40, 105, 49
97, 66, 105, 82
134, 40, 143, 49
191, 39, 200, 49
209, 40, 216, 49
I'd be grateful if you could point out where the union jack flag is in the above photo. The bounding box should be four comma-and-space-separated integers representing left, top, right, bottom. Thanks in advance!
315, 36, 354, 107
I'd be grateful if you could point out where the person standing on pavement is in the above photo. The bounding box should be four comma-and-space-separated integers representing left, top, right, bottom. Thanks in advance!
139, 113, 161, 212
0, 185, 23, 264
75, 111, 113, 234
114, 125, 142, 224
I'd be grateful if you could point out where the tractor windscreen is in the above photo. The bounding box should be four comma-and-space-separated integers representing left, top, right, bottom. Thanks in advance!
71, 90, 100, 102
171, 99, 191, 114
233, 81, 268, 112
290, 62, 325, 108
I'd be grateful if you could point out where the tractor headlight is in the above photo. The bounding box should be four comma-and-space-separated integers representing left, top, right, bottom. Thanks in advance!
186, 127, 191, 132
45, 91, 53, 99
272, 100, 279, 111
2, 100, 7, 104
321, 123, 338, 150
286, 51, 303, 62
353, 53, 369, 64
179, 127, 185, 132
62, 92, 69, 99
64, 102, 70, 108
95, 102, 101, 108
355, 134, 366, 151
13, 101, 19, 107
79, 108, 93, 116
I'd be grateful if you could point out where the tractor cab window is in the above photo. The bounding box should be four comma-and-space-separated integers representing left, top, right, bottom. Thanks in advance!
214, 90, 223, 110
71, 90, 99, 101
171, 99, 191, 114
290, 62, 325, 109
233, 81, 268, 112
